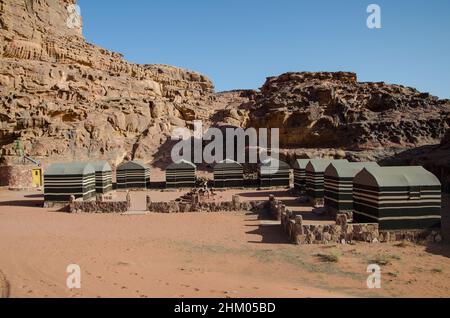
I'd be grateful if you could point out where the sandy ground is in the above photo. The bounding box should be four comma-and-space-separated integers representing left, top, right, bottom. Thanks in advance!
1, 189, 450, 298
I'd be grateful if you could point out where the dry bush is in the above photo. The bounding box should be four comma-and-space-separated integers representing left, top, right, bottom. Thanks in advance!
370, 254, 401, 266
315, 252, 340, 263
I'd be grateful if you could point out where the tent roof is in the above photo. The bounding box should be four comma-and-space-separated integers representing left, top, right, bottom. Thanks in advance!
89, 161, 112, 172
117, 161, 150, 171
325, 162, 380, 178
293, 159, 311, 170
167, 159, 196, 170
354, 166, 441, 187
45, 162, 95, 176
306, 159, 349, 173
260, 158, 290, 169
219, 159, 242, 165
215, 159, 243, 168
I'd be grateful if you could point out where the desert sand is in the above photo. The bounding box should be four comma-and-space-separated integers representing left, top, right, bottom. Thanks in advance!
1, 188, 450, 298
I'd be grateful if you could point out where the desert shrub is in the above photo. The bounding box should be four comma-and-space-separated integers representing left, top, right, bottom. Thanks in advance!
370, 254, 401, 266
315, 252, 340, 263
395, 241, 413, 248
431, 267, 443, 274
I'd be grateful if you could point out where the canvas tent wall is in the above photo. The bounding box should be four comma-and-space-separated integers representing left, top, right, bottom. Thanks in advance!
90, 161, 113, 194
214, 159, 244, 188
116, 161, 151, 190
44, 162, 96, 203
306, 159, 349, 202
259, 159, 291, 188
293, 159, 310, 191
353, 166, 441, 230
166, 160, 196, 189
324, 162, 379, 213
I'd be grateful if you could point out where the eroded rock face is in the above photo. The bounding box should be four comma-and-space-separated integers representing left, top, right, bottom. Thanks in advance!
441, 130, 450, 148
1, 1, 449, 175
232, 72, 450, 151
0, 0, 215, 166
380, 128, 450, 192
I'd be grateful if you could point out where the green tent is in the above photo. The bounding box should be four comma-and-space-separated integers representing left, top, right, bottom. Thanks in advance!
353, 166, 441, 230
44, 162, 96, 202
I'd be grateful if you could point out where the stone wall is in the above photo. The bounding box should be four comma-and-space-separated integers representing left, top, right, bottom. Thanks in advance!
379, 229, 442, 243
325, 207, 354, 221
281, 211, 380, 244
68, 195, 129, 214
147, 195, 264, 213
277, 198, 442, 244
268, 195, 284, 220
0, 165, 36, 189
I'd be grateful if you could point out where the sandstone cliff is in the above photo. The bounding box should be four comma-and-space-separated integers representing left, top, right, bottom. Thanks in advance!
0, 0, 215, 166
223, 72, 450, 151
1, 0, 449, 175
380, 128, 450, 192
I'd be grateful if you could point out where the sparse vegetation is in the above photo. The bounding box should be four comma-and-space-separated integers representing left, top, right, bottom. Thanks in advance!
387, 271, 398, 277
416, 240, 429, 247
346, 249, 362, 256
315, 252, 341, 263
321, 245, 338, 249
370, 254, 401, 266
431, 267, 443, 274
395, 241, 413, 248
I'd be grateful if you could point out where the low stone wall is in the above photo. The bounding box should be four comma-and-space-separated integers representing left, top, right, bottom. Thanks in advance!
44, 201, 68, 209
69, 200, 129, 214
325, 207, 354, 221
282, 212, 380, 244
280, 205, 442, 244
0, 165, 36, 189
379, 229, 442, 243
147, 195, 264, 213
268, 195, 284, 220
68, 194, 130, 214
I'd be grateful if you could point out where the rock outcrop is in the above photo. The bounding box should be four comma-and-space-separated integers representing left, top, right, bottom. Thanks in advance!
441, 129, 450, 148
1, 0, 449, 178
225, 72, 450, 151
0, 0, 215, 166
380, 128, 450, 192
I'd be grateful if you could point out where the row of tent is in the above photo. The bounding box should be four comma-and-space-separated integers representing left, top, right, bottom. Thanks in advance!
43, 162, 112, 203
43, 158, 442, 231
44, 160, 163, 203
163, 158, 291, 188
43, 158, 291, 203
293, 159, 442, 231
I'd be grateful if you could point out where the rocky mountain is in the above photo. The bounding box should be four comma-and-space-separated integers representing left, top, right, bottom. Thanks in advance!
380, 128, 450, 192
0, 0, 216, 166
1, 0, 449, 177
222, 72, 450, 152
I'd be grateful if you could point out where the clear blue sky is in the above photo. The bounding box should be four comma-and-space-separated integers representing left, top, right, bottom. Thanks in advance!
78, 0, 450, 98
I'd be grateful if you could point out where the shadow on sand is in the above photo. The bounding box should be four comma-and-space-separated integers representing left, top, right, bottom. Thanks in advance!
24, 194, 44, 199
246, 225, 291, 245
245, 211, 291, 245
0, 200, 43, 208
425, 243, 450, 259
